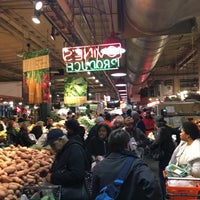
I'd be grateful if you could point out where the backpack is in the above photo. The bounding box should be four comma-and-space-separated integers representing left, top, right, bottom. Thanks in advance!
95, 156, 134, 200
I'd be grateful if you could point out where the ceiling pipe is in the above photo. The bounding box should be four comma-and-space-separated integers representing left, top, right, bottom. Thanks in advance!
123, 0, 200, 97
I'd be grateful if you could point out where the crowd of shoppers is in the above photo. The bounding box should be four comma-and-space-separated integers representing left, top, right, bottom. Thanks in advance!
1, 108, 200, 200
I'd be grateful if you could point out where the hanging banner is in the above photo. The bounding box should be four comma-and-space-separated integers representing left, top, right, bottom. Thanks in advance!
64, 77, 87, 106
22, 49, 50, 104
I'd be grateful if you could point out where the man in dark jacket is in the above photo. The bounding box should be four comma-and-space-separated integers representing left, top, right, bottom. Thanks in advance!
44, 128, 90, 200
92, 129, 162, 200
150, 115, 177, 199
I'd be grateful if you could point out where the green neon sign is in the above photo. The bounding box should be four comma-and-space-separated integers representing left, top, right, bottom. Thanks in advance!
66, 58, 119, 73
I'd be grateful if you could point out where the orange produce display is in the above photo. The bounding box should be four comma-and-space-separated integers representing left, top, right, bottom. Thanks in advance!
0, 145, 54, 200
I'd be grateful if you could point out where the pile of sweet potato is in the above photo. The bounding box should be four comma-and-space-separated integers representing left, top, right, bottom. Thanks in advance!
0, 145, 55, 200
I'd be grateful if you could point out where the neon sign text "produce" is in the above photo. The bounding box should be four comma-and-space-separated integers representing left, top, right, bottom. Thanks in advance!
62, 43, 122, 73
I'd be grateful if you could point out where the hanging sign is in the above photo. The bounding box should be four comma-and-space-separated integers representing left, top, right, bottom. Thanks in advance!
62, 43, 122, 73
64, 77, 87, 106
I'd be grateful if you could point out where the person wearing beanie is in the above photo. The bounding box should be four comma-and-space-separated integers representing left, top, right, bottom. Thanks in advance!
43, 128, 90, 200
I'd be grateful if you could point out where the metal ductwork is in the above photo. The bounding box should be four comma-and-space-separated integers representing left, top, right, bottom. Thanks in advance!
123, 0, 200, 98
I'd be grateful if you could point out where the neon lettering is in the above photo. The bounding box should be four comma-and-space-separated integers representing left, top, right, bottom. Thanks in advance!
63, 43, 123, 73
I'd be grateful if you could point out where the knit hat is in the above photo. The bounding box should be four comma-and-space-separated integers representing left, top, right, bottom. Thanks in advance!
44, 128, 64, 146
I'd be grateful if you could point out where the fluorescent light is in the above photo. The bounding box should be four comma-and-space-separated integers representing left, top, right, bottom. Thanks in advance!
115, 83, 126, 87
111, 72, 126, 77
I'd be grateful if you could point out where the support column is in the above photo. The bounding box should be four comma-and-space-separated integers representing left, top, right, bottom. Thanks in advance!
159, 81, 165, 98
173, 76, 180, 94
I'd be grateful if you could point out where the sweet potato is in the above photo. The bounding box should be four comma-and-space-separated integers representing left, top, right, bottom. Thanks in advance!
0, 190, 7, 199
0, 170, 6, 176
15, 169, 29, 177
11, 177, 24, 185
8, 183, 20, 190
7, 189, 14, 195
40, 160, 50, 166
4, 160, 12, 166
4, 166, 16, 174
22, 153, 32, 160
0, 175, 10, 183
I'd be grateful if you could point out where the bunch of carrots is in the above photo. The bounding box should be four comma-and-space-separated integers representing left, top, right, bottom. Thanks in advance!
25, 69, 50, 104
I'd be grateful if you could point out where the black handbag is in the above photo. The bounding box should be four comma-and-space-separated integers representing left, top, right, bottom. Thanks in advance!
61, 182, 90, 200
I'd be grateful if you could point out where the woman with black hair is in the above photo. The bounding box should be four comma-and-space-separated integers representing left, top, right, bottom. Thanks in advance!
86, 123, 111, 162
169, 121, 200, 177
65, 118, 85, 143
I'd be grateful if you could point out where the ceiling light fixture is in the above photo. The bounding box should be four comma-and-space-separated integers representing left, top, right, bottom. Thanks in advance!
111, 68, 127, 77
34, 1, 43, 10
100, 32, 126, 55
116, 83, 126, 87
115, 77, 127, 87
100, 0, 126, 55
32, 10, 41, 24
50, 27, 56, 40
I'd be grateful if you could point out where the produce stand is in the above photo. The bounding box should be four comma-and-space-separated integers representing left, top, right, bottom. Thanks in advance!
164, 171, 200, 200
21, 185, 61, 200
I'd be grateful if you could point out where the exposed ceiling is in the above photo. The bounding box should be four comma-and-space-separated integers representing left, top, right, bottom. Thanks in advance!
0, 0, 200, 104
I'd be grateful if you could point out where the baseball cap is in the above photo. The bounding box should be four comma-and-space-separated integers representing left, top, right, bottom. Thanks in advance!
44, 128, 64, 146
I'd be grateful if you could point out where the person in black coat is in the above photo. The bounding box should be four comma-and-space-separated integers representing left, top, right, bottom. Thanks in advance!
30, 121, 44, 140
6, 119, 19, 145
92, 129, 162, 200
18, 121, 36, 147
65, 118, 85, 143
86, 123, 111, 162
150, 115, 176, 199
84, 116, 104, 147
44, 128, 90, 200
